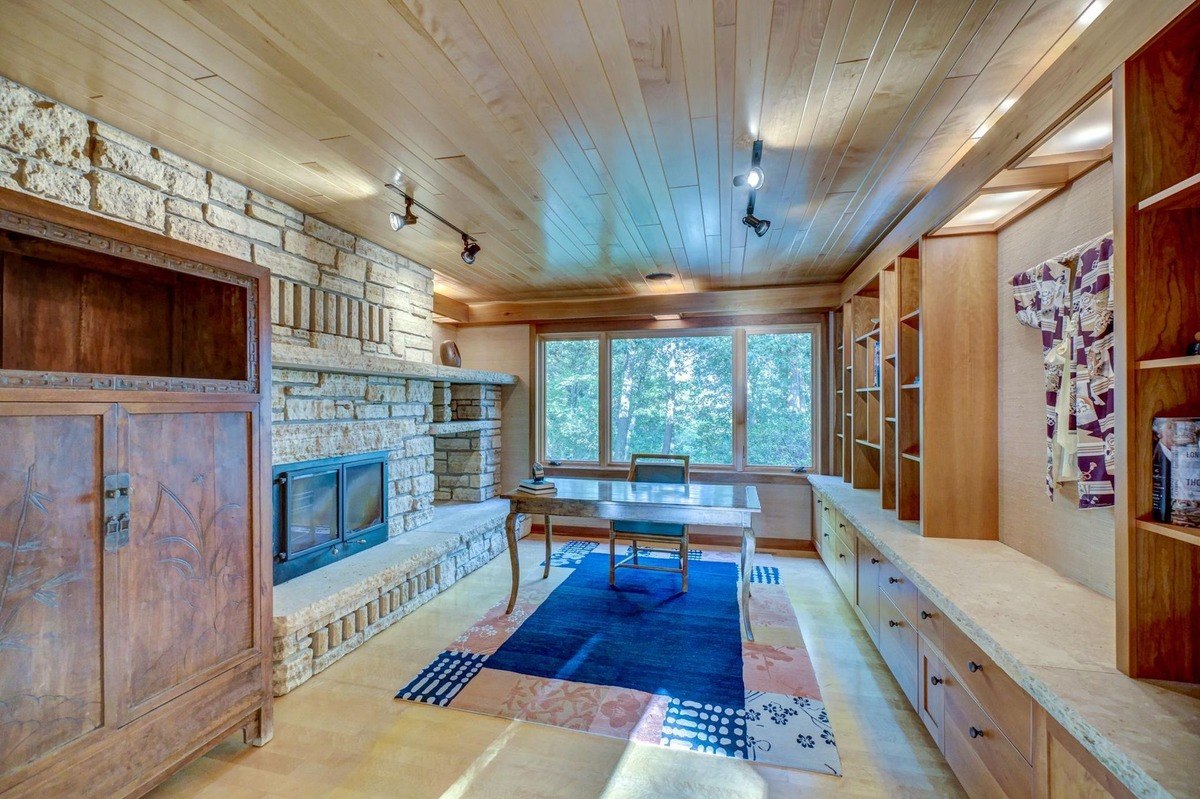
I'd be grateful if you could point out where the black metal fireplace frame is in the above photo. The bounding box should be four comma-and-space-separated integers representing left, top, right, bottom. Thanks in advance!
272, 450, 389, 584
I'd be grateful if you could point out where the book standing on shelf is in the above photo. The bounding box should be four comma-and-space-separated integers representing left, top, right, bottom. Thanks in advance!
1152, 418, 1200, 528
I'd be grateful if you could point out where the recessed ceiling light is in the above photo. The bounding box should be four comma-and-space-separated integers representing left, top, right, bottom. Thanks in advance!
646, 272, 675, 281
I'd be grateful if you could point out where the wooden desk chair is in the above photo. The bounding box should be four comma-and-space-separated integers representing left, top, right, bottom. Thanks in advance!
610, 453, 691, 591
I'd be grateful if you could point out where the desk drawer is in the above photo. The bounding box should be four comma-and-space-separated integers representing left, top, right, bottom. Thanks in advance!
916, 590, 943, 650
944, 671, 1033, 799
878, 593, 919, 709
943, 619, 1033, 763
879, 559, 917, 624
918, 635, 947, 749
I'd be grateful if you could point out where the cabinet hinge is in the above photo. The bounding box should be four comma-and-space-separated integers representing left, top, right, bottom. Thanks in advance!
103, 472, 131, 552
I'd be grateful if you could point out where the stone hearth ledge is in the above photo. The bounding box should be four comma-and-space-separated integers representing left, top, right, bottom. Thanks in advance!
808, 475, 1200, 799
271, 499, 525, 695
273, 342, 517, 385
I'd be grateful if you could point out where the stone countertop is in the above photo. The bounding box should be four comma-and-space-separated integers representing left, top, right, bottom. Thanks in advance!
272, 342, 518, 385
809, 475, 1200, 799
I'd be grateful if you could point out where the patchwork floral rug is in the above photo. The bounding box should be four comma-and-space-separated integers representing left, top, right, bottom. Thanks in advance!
396, 541, 841, 776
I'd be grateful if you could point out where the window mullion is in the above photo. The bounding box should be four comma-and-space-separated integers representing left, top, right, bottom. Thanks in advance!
598, 331, 610, 468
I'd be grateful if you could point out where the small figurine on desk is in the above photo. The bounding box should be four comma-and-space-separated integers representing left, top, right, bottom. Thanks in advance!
1188, 332, 1200, 357
518, 462, 555, 494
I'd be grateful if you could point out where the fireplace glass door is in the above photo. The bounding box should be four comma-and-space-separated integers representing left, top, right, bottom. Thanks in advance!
273, 451, 389, 584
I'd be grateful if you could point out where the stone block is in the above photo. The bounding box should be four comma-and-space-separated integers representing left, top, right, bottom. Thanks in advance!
355, 403, 389, 420
364, 383, 406, 403
164, 197, 203, 221
162, 166, 208, 203
319, 272, 365, 298
304, 216, 355, 250
89, 171, 165, 229
152, 146, 205, 177
285, 397, 337, 421
165, 214, 251, 260
355, 236, 402, 268
272, 368, 319, 384
412, 473, 436, 494
405, 345, 432, 363
0, 78, 89, 169
407, 380, 434, 404
389, 402, 425, 418
364, 261, 398, 288
204, 202, 281, 246
284, 229, 336, 265
92, 138, 167, 189
19, 160, 88, 206
91, 120, 151, 154
247, 201, 286, 227
208, 171, 248, 207
249, 190, 303, 221
253, 245, 320, 285
405, 437, 435, 458
310, 627, 329, 657
435, 437, 471, 451
331, 250, 369, 282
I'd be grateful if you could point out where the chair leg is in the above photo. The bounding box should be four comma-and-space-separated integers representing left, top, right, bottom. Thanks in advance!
681, 536, 689, 593
632, 540, 639, 565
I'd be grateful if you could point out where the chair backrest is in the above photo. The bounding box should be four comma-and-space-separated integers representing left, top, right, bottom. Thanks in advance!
627, 453, 690, 485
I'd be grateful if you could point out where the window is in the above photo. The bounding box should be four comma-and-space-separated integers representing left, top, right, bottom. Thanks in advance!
746, 332, 814, 468
542, 337, 600, 462
539, 326, 819, 472
610, 334, 733, 464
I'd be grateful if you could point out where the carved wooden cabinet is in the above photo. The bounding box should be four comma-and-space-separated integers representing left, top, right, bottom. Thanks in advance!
0, 190, 272, 798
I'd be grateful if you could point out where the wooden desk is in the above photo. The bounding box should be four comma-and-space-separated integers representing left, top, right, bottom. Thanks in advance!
500, 477, 762, 640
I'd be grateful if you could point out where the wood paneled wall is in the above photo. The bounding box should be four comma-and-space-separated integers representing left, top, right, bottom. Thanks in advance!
996, 161, 1115, 597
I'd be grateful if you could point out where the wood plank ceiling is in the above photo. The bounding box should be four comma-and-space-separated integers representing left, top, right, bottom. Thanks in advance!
0, 0, 1103, 302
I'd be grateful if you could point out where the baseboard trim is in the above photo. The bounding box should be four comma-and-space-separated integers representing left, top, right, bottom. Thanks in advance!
529, 523, 816, 556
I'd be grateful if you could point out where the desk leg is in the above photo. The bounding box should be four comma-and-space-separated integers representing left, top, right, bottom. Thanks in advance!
741, 520, 756, 642
505, 511, 520, 614
543, 515, 553, 579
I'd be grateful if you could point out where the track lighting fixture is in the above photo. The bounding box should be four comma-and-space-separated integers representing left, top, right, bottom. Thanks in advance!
384, 183, 481, 266
742, 214, 770, 237
389, 196, 418, 230
461, 234, 481, 265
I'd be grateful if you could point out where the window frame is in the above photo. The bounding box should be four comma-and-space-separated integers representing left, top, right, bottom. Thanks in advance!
536, 322, 822, 475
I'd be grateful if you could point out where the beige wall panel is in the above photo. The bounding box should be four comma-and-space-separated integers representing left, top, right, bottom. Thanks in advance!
996, 161, 1115, 596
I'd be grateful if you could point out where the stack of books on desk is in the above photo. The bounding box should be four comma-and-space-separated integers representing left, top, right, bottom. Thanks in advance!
517, 479, 557, 494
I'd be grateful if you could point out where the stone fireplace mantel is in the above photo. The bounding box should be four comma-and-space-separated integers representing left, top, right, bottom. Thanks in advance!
273, 342, 518, 386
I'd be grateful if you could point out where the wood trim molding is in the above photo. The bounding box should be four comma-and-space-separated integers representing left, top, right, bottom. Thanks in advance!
838, 0, 1192, 303
433, 292, 471, 322
464, 283, 842, 324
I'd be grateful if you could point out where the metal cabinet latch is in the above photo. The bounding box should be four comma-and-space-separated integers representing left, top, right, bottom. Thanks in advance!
103, 473, 131, 552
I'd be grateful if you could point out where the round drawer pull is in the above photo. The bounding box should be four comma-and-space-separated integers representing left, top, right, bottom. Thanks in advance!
968, 726, 984, 739
930, 675, 943, 686
920, 610, 932, 620
838, 553, 846, 559
839, 523, 846, 529
968, 661, 982, 673
870, 557, 880, 564
888, 619, 901, 628
888, 576, 901, 584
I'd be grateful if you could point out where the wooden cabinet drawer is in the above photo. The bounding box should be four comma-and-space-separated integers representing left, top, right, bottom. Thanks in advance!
943, 619, 1033, 763
818, 493, 838, 532
879, 559, 917, 624
878, 592, 919, 709
832, 528, 856, 603
944, 671, 1033, 799
856, 535, 883, 640
916, 590, 943, 650
918, 635, 947, 749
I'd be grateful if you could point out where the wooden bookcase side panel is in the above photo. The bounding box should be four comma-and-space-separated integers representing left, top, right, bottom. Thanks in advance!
850, 295, 882, 489
918, 233, 999, 539
881, 268, 898, 510
842, 302, 854, 483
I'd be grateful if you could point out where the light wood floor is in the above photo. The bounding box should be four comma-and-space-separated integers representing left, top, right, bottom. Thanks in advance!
149, 539, 965, 798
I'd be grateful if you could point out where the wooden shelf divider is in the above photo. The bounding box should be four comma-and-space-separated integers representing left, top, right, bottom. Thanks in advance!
1136, 170, 1200, 212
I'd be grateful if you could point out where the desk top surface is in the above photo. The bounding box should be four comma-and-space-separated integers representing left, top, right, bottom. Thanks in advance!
501, 477, 760, 512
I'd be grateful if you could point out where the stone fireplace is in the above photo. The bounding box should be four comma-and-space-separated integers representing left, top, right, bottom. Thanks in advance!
432, 383, 502, 503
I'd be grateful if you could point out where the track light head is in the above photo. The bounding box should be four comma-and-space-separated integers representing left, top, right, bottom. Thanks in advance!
389, 197, 419, 231
461, 234, 481, 265
742, 214, 771, 237
734, 140, 766, 189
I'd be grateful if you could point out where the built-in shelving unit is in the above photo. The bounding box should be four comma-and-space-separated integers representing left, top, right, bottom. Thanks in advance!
880, 264, 898, 510
829, 308, 845, 477
848, 292, 881, 490
1115, 4, 1200, 683
895, 250, 922, 521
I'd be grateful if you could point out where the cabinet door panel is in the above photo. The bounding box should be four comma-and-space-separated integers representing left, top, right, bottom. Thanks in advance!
0, 410, 105, 778
122, 407, 255, 717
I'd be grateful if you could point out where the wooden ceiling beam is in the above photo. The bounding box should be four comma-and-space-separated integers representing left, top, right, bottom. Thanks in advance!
838, 0, 1192, 303
463, 284, 842, 324
433, 292, 471, 322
